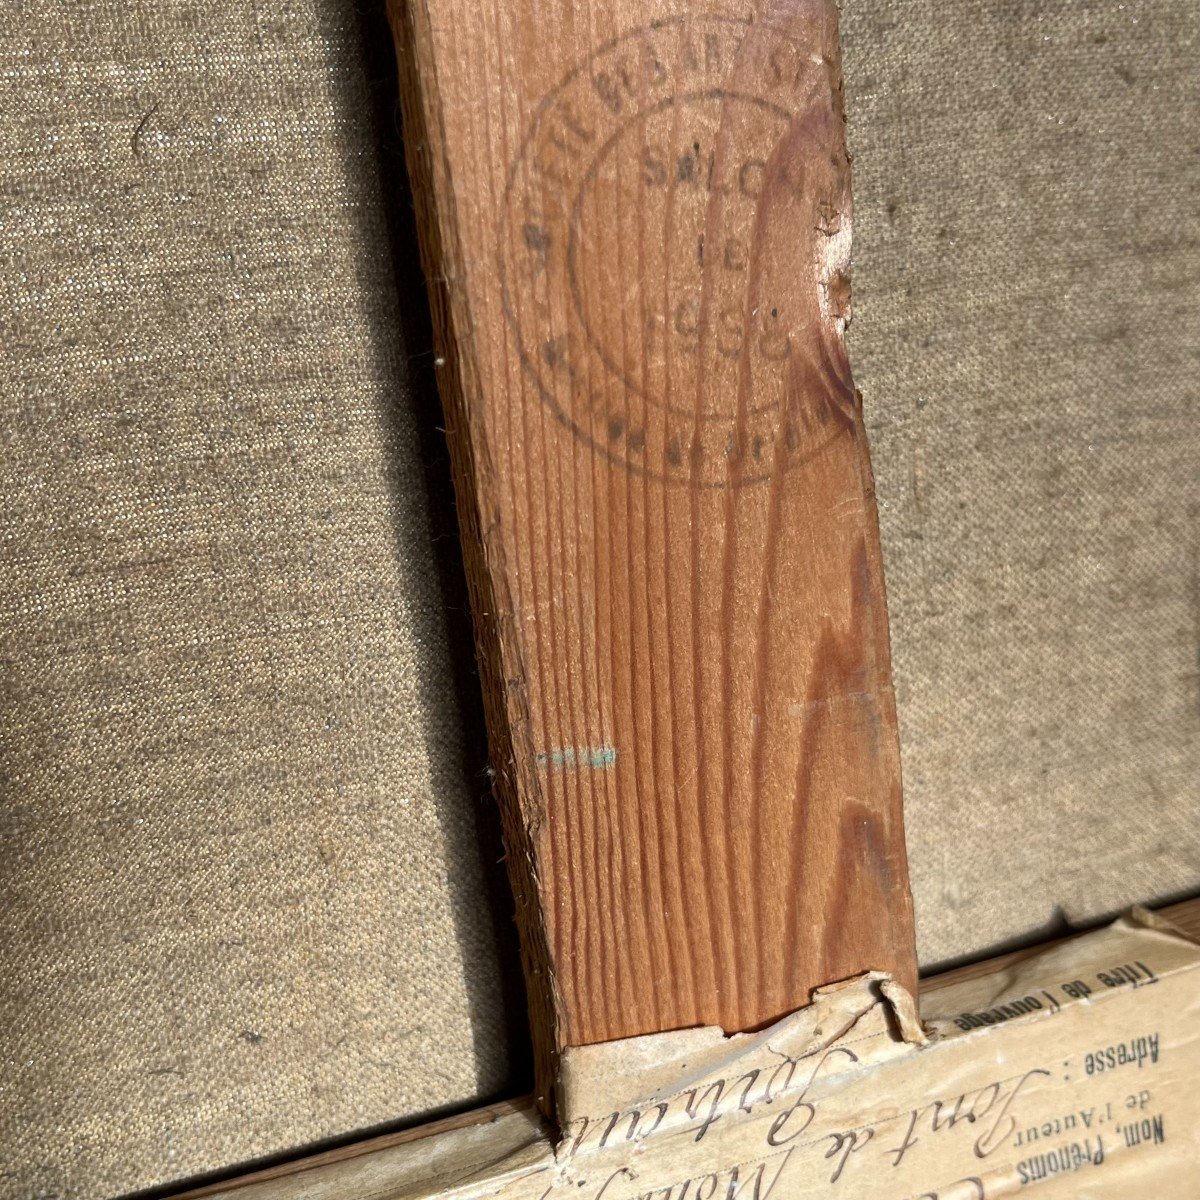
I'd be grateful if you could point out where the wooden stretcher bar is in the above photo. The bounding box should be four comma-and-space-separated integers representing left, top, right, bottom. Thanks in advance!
388, 0, 915, 1111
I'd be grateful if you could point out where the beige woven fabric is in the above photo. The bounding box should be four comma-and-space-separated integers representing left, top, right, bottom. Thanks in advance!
1, 0, 1197, 1197
841, 0, 1200, 968
0, 2, 514, 1197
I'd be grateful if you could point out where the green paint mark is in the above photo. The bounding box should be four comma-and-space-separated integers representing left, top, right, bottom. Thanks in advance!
536, 745, 617, 770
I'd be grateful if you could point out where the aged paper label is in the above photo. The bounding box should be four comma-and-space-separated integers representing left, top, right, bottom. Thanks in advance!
213, 910, 1200, 1198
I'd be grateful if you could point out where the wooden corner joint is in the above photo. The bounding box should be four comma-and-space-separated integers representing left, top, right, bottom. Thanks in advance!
178, 901, 1200, 1198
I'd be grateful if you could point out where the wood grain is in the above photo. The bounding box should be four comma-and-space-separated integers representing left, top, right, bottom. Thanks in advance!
389, 0, 915, 1106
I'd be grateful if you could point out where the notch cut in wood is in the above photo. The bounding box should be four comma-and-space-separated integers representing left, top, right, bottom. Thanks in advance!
389, 0, 916, 1110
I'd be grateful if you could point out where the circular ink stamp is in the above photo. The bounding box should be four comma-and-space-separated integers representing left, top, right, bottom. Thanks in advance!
499, 13, 855, 487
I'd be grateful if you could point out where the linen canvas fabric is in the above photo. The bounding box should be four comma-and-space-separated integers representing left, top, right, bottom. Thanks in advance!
1, 0, 1197, 1197
840, 0, 1199, 968
0, 1, 518, 1197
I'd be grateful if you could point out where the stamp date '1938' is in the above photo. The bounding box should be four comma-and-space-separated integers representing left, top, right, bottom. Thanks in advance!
499, 12, 857, 488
